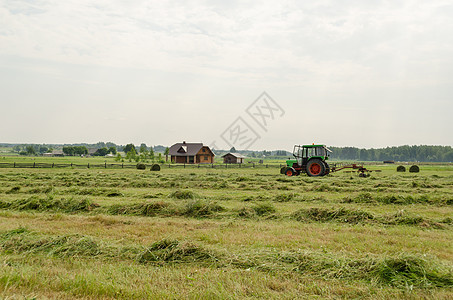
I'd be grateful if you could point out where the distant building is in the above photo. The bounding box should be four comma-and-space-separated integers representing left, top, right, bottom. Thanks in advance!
222, 153, 245, 164
43, 150, 64, 157
87, 148, 98, 156
168, 141, 214, 164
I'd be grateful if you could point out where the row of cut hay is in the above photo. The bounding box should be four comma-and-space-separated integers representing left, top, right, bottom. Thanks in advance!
1, 196, 450, 228
342, 192, 453, 206
1, 227, 452, 289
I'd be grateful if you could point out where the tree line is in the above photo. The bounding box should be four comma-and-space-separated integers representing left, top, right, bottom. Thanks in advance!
329, 145, 453, 162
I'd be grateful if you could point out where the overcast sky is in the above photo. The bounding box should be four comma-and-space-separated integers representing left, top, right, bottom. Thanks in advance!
1, 0, 452, 150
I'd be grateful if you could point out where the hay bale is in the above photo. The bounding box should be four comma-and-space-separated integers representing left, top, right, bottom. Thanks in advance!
396, 165, 406, 172
150, 164, 161, 171
409, 165, 420, 173
136, 163, 146, 170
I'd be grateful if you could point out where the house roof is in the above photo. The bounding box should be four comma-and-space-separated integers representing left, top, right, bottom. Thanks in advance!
169, 142, 210, 156
222, 152, 246, 158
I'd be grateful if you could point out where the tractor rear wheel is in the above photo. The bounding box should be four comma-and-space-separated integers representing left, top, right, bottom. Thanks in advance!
285, 168, 296, 176
306, 159, 326, 177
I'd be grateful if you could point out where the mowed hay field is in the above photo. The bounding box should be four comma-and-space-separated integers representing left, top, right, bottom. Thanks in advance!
0, 165, 452, 299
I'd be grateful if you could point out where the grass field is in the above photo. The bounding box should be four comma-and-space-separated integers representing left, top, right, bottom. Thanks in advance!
0, 162, 452, 299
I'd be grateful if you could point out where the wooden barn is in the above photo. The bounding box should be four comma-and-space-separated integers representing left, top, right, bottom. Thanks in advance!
222, 153, 245, 164
168, 141, 214, 164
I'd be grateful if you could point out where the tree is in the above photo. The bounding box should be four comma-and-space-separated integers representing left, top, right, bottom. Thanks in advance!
38, 145, 48, 154
124, 144, 136, 154
26, 145, 36, 155
164, 147, 169, 162
12, 145, 21, 153
230, 147, 236, 153
108, 146, 117, 155
149, 147, 155, 162
139, 143, 148, 153
114, 153, 122, 162
74, 146, 88, 156
94, 147, 108, 156
62, 146, 75, 156
126, 148, 137, 162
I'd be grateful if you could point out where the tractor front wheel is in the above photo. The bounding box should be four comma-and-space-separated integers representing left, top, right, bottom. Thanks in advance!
285, 168, 296, 176
306, 159, 326, 177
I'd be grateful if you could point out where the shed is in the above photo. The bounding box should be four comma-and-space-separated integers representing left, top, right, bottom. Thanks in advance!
222, 153, 245, 164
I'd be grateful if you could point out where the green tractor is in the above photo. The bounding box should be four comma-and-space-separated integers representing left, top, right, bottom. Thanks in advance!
281, 144, 332, 177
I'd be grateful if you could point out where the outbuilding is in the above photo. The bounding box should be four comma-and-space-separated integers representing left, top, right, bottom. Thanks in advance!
222, 152, 245, 164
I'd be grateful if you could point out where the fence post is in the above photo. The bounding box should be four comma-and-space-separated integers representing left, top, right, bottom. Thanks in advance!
122, 163, 124, 168
184, 163, 185, 168
212, 163, 214, 168
52, 163, 54, 168
105, 162, 107, 168
33, 162, 35, 168
14, 162, 15, 168
71, 163, 73, 168
87, 163, 90, 168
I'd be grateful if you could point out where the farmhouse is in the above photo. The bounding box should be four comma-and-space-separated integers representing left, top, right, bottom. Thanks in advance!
222, 152, 245, 164
168, 141, 214, 164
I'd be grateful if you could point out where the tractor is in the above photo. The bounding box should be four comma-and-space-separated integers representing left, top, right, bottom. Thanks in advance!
281, 144, 375, 177
281, 144, 332, 177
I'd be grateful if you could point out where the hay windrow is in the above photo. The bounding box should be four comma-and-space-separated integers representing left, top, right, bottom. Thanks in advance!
1, 228, 452, 289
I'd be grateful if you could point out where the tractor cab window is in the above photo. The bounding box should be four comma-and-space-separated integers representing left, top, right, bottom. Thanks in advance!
306, 147, 326, 157
307, 148, 316, 157
316, 147, 325, 156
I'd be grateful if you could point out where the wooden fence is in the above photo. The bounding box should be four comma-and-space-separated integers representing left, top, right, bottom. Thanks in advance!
0, 162, 284, 169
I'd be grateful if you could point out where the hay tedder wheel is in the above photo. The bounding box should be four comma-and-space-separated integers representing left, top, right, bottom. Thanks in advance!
306, 159, 326, 177
323, 162, 330, 175
280, 167, 287, 174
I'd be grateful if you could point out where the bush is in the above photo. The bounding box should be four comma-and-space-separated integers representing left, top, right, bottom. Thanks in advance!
409, 165, 420, 173
396, 165, 406, 172
136, 163, 146, 170
150, 164, 161, 171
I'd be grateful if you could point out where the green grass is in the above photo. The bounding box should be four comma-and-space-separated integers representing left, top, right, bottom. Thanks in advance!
0, 163, 452, 298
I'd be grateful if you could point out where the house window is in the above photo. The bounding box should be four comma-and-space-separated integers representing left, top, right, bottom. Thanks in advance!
204, 155, 208, 160
202, 148, 206, 152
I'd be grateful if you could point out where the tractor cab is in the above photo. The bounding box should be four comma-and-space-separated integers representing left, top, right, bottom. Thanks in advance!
283, 144, 332, 177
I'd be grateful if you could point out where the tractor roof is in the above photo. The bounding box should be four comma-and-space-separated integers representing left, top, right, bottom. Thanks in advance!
301, 144, 332, 152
